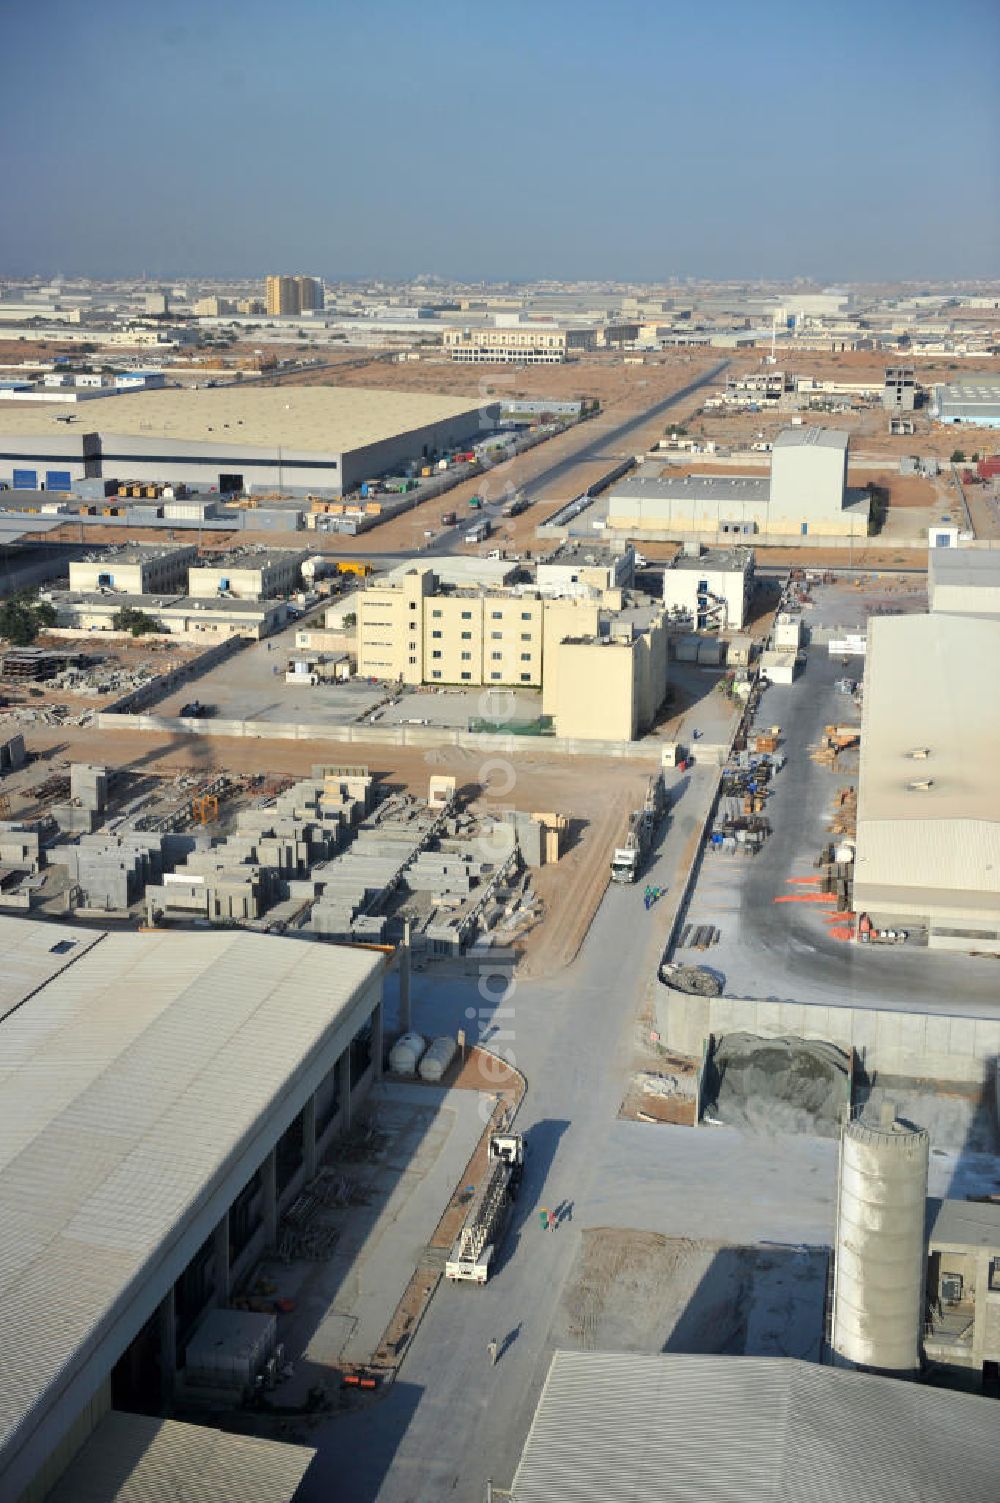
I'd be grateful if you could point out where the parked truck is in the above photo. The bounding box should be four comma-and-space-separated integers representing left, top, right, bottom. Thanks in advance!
501, 495, 531, 518
464, 518, 492, 545
610, 773, 668, 883
445, 1132, 524, 1284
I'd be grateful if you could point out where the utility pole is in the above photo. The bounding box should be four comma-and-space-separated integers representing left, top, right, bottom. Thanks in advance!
399, 918, 412, 1033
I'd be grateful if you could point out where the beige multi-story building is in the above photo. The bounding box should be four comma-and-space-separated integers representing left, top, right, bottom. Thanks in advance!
442, 326, 595, 364
264, 275, 323, 316
357, 568, 598, 688
357, 567, 669, 741
543, 615, 670, 742
237, 297, 266, 316
265, 275, 300, 316
192, 296, 236, 318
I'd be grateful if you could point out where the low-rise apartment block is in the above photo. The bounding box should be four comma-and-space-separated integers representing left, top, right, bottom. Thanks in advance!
68, 544, 197, 596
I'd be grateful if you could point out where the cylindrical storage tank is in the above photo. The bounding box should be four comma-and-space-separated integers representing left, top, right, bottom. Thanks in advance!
831, 1106, 929, 1373
418, 1035, 457, 1083
388, 1031, 426, 1076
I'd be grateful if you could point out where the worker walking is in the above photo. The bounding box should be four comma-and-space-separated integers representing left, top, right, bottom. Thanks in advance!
539, 1208, 549, 1231
488, 1338, 499, 1366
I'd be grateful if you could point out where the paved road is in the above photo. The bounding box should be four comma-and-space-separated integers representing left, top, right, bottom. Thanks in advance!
295, 763, 841, 1501
364, 361, 729, 561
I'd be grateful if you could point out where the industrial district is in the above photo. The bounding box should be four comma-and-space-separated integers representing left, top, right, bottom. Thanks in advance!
2, 256, 1000, 1503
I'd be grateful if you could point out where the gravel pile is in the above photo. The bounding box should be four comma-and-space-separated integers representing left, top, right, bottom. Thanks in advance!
703, 1032, 850, 1138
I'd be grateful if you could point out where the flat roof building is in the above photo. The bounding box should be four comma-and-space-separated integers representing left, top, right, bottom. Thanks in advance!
854, 613, 1000, 952
0, 387, 499, 496
925, 1199, 1000, 1378
47, 590, 288, 640
442, 326, 595, 363
68, 543, 197, 596
662, 545, 754, 629
607, 428, 866, 543
929, 547, 1000, 619
0, 918, 382, 1501
509, 1351, 1000, 1503
187, 548, 308, 600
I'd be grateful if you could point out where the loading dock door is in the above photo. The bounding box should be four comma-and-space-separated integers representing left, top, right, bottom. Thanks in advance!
12, 469, 37, 489
219, 473, 243, 494
46, 470, 72, 490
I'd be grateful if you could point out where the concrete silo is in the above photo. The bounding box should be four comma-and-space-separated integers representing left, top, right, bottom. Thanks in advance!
830, 1103, 929, 1374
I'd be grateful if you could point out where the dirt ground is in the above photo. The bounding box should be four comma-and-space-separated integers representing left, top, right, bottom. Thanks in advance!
553, 1229, 827, 1360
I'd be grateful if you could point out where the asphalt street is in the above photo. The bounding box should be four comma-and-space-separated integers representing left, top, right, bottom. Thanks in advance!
296, 763, 842, 1501
385, 360, 728, 559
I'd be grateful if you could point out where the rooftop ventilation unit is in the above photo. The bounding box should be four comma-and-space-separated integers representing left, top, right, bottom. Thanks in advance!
908, 747, 931, 760
907, 778, 934, 791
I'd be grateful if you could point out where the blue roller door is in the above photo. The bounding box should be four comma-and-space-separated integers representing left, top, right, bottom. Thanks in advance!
46, 469, 72, 490
12, 468, 37, 489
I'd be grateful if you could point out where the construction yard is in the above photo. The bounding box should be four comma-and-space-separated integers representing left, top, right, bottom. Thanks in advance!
0, 634, 203, 731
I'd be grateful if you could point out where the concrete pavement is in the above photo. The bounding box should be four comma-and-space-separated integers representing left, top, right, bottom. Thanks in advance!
294, 763, 844, 1500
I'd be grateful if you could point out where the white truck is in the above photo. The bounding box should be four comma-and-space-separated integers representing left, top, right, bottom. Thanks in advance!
445, 1132, 524, 1284
610, 773, 668, 883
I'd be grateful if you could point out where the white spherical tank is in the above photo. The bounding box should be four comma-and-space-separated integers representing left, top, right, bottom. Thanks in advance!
831, 1105, 929, 1373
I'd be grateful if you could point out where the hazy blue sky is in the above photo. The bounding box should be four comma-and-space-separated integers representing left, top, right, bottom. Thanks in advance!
2, 0, 997, 282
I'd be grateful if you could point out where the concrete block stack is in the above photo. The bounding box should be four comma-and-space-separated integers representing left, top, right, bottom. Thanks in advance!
0, 823, 43, 873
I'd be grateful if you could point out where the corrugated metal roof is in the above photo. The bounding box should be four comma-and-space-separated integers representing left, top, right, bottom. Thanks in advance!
0, 917, 103, 1023
0, 921, 380, 1481
44, 1411, 313, 1502
511, 1351, 1000, 1503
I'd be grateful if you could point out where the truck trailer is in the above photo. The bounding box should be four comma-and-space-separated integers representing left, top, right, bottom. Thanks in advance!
445, 1132, 524, 1284
610, 773, 668, 883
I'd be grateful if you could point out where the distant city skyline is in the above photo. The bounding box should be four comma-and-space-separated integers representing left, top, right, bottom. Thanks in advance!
1, 0, 998, 283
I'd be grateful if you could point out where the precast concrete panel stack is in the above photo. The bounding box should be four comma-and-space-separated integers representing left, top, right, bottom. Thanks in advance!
831, 1104, 929, 1374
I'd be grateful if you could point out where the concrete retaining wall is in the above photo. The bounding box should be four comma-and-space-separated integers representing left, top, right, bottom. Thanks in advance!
102, 636, 247, 714
659, 989, 1000, 1085
94, 710, 677, 762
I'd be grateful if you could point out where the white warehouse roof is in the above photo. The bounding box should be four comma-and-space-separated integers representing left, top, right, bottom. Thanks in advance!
855, 613, 1000, 915
0, 920, 381, 1491
0, 385, 488, 454
511, 1351, 1000, 1503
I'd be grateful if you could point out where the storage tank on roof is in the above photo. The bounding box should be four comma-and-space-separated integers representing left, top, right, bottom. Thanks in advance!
830, 1103, 929, 1374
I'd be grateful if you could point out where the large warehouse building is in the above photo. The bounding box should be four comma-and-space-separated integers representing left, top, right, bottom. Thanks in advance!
606, 427, 869, 542
0, 919, 383, 1502
933, 381, 1000, 427
0, 387, 499, 496
853, 613, 1000, 952
509, 1351, 1000, 1503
